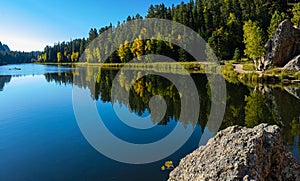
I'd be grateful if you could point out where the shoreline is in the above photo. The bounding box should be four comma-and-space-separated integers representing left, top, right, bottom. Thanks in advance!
35, 61, 300, 85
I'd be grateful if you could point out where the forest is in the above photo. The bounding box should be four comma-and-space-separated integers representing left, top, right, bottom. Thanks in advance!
38, 1, 300, 64
0, 42, 40, 65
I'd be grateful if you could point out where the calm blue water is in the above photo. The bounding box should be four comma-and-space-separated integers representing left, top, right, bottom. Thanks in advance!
0, 64, 203, 181
0, 64, 299, 181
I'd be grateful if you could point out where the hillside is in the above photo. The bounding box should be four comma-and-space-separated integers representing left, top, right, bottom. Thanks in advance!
0, 41, 40, 65
38, 0, 299, 64
0, 42, 10, 52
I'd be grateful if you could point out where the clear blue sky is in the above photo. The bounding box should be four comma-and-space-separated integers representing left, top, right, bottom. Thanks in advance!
0, 0, 188, 52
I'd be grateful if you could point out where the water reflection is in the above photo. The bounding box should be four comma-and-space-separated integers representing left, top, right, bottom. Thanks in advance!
0, 75, 11, 91
44, 65, 300, 159
0, 63, 77, 91
46, 66, 211, 128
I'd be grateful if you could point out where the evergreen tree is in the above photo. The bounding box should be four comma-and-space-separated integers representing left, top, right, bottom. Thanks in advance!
233, 48, 241, 61
38, 0, 288, 63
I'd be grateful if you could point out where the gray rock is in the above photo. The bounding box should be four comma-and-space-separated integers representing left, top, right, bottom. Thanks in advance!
283, 55, 300, 71
168, 124, 300, 181
259, 19, 300, 70
284, 85, 300, 100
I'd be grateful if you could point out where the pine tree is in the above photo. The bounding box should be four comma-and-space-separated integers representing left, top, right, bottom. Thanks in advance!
232, 48, 241, 61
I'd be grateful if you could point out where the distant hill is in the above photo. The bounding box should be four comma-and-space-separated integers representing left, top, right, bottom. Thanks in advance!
0, 41, 10, 52
0, 41, 40, 65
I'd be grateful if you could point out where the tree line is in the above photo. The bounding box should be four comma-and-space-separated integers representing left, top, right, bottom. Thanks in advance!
0, 42, 40, 65
0, 51, 40, 65
39, 1, 300, 63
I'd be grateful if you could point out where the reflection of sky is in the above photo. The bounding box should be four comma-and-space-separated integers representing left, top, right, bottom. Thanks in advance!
198, 127, 215, 146
0, 75, 69, 123
97, 97, 179, 144
0, 73, 203, 180
0, 64, 74, 76
291, 136, 299, 161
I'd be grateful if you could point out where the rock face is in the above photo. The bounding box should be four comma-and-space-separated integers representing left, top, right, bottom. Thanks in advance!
0, 41, 10, 52
258, 19, 300, 70
283, 55, 300, 71
168, 124, 300, 181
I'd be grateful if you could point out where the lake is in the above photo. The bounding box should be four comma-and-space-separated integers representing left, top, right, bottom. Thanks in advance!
0, 64, 299, 181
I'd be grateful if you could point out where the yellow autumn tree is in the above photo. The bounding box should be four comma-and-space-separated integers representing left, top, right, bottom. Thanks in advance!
117, 40, 129, 61
130, 36, 143, 60
57, 52, 62, 62
93, 47, 101, 62
85, 48, 93, 62
71, 51, 79, 62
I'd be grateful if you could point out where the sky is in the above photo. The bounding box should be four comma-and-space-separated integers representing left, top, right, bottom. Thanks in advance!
0, 0, 188, 52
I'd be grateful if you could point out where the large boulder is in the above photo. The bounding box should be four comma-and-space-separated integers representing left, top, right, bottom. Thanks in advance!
168, 124, 300, 181
283, 55, 300, 71
258, 19, 300, 70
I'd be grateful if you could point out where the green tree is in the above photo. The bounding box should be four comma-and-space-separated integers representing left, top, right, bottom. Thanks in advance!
244, 91, 278, 127
178, 48, 187, 62
208, 27, 231, 60
232, 48, 241, 61
88, 28, 98, 43
38, 0, 289, 64
291, 3, 300, 27
267, 11, 285, 38
243, 20, 264, 67
226, 13, 243, 56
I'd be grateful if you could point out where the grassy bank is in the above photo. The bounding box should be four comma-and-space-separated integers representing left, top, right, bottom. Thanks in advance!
38, 61, 300, 85
221, 62, 300, 87
38, 61, 225, 74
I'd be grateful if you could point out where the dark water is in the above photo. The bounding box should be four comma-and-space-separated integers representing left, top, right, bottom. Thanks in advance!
0, 64, 299, 181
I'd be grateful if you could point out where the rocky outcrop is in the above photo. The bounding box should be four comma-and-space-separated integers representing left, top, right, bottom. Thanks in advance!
283, 55, 300, 71
168, 124, 300, 181
0, 41, 10, 52
258, 19, 300, 70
